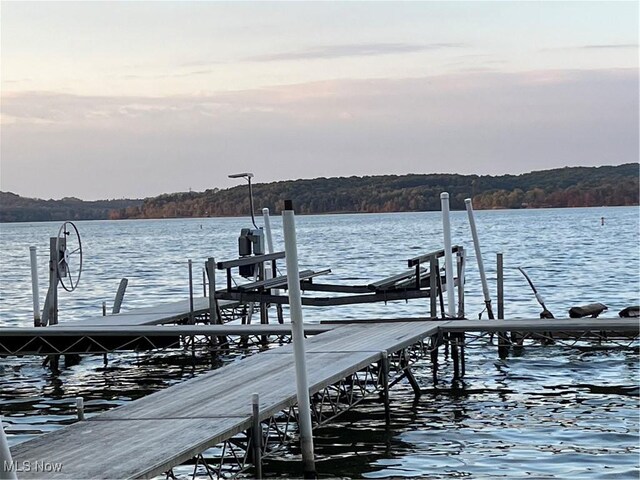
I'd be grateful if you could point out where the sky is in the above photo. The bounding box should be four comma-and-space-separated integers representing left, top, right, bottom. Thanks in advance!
1, 1, 638, 200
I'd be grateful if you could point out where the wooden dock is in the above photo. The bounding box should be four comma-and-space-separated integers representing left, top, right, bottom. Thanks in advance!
9, 321, 440, 479
62, 297, 238, 327
8, 317, 638, 479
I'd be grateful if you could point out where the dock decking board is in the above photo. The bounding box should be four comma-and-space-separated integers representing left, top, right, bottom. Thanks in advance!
61, 298, 238, 327
10, 322, 433, 479
8, 317, 639, 479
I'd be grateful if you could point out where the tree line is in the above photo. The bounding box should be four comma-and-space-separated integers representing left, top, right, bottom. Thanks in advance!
113, 163, 639, 219
1, 163, 637, 222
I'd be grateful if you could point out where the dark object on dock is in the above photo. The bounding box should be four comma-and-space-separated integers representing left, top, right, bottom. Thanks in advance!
569, 303, 608, 318
619, 306, 640, 318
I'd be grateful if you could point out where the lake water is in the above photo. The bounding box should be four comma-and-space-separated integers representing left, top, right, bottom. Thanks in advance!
1, 206, 638, 478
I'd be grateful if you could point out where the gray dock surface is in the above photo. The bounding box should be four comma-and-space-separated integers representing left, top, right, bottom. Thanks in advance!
61, 297, 238, 327
8, 317, 639, 479
10, 321, 441, 479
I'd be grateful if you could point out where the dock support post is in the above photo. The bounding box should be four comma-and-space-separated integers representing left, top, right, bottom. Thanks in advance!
188, 260, 195, 324
0, 416, 17, 480
496, 253, 508, 359
76, 397, 85, 421
459, 333, 466, 377
429, 256, 438, 318
400, 350, 421, 397
430, 339, 439, 384
282, 200, 316, 479
251, 393, 262, 479
440, 193, 456, 317
30, 246, 41, 327
465, 199, 495, 319
456, 248, 465, 318
452, 335, 460, 380
47, 237, 60, 372
381, 351, 391, 424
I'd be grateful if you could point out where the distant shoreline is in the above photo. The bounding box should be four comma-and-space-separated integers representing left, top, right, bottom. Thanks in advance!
1, 163, 638, 223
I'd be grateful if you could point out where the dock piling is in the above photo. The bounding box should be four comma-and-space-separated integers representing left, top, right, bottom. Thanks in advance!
465, 199, 495, 319
29, 246, 41, 327
282, 200, 317, 479
430, 339, 439, 384
76, 397, 85, 421
381, 351, 391, 424
496, 253, 509, 358
251, 393, 263, 479
188, 260, 195, 324
440, 193, 456, 317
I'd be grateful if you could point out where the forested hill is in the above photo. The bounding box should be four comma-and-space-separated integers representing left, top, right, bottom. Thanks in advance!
0, 193, 143, 223
115, 163, 638, 219
1, 163, 637, 222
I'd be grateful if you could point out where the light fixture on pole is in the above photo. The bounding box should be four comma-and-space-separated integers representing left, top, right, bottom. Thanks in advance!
228, 172, 258, 229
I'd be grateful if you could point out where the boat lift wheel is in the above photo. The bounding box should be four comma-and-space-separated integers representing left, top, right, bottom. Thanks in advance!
56, 221, 83, 292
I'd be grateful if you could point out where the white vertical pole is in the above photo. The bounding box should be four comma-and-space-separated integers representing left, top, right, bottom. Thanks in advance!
0, 416, 17, 480
29, 246, 41, 327
76, 397, 85, 421
262, 208, 274, 254
440, 192, 456, 317
464, 199, 494, 317
282, 200, 316, 478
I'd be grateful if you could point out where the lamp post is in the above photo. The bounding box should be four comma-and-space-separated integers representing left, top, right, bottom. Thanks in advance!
228, 172, 258, 229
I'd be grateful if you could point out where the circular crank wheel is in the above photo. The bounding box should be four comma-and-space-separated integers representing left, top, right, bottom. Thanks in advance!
56, 221, 83, 292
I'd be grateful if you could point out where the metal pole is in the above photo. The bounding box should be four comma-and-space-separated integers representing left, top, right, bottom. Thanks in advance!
497, 252, 508, 358
282, 200, 316, 478
251, 393, 262, 478
381, 351, 391, 424
440, 192, 456, 317
0, 416, 17, 480
429, 256, 438, 318
48, 237, 59, 326
464, 198, 494, 319
456, 248, 465, 318
262, 208, 274, 254
29, 246, 41, 327
206, 258, 220, 324
188, 260, 194, 324
76, 397, 85, 421
497, 253, 504, 320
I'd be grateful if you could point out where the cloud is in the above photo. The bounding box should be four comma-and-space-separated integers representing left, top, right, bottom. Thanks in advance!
579, 44, 638, 50
1, 68, 637, 199
245, 42, 465, 62
542, 44, 639, 52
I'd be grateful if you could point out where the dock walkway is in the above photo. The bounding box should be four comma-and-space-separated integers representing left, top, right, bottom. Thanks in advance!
10, 321, 441, 479
8, 317, 639, 479
62, 298, 238, 327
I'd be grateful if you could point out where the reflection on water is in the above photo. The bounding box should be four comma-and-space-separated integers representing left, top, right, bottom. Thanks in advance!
1, 207, 639, 478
